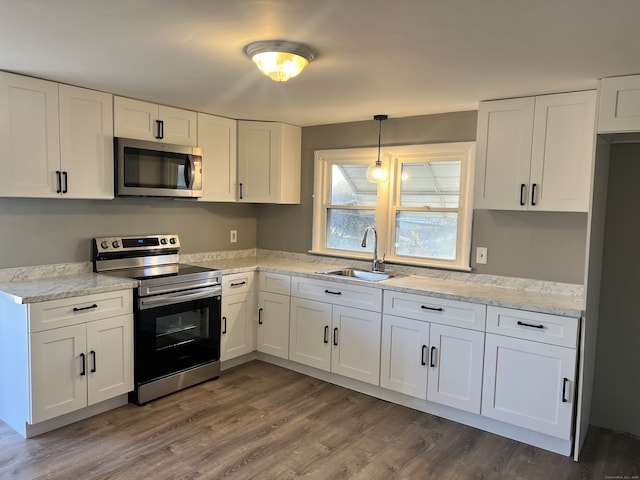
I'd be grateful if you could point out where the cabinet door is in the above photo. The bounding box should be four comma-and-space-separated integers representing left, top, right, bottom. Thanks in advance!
197, 113, 237, 202
59, 85, 114, 199
113, 97, 158, 141
380, 315, 429, 399
598, 75, 640, 133
30, 324, 87, 423
331, 305, 381, 385
257, 291, 290, 359
221, 292, 256, 361
427, 323, 484, 414
482, 333, 577, 439
474, 97, 534, 210
0, 72, 61, 197
289, 297, 332, 371
86, 314, 134, 405
159, 105, 197, 146
529, 91, 596, 212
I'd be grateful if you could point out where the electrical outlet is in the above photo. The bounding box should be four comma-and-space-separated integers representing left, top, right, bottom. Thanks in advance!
230, 230, 237, 243
476, 247, 488, 264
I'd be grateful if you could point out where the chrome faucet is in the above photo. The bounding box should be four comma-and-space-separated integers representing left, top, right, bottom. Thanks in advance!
361, 227, 385, 272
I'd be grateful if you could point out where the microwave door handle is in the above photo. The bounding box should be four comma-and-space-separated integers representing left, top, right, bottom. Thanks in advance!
184, 157, 193, 188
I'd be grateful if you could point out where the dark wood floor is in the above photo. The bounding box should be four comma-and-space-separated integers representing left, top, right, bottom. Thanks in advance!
1, 361, 638, 480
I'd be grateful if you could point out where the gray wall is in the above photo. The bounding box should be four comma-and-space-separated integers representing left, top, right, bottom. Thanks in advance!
0, 198, 256, 268
591, 142, 640, 436
257, 112, 587, 283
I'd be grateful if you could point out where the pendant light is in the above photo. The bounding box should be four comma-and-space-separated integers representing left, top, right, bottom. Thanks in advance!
244, 40, 316, 82
366, 114, 389, 183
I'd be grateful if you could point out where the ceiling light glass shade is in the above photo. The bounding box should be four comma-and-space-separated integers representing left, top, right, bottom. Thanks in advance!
366, 161, 388, 183
244, 40, 316, 82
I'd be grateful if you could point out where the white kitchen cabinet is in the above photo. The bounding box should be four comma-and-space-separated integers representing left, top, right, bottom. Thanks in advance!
257, 272, 291, 359
0, 73, 114, 199
380, 315, 430, 399
598, 75, 640, 133
482, 306, 579, 440
0, 289, 134, 436
114, 96, 197, 146
197, 113, 237, 202
427, 323, 484, 414
237, 120, 301, 203
221, 272, 256, 361
474, 91, 596, 212
289, 276, 382, 385
59, 85, 114, 199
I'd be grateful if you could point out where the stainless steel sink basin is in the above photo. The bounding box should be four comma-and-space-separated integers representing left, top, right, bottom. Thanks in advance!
317, 268, 394, 282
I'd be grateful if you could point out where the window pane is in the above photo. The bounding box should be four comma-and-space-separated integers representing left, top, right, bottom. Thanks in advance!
331, 164, 377, 206
395, 211, 458, 260
327, 208, 376, 252
400, 161, 461, 208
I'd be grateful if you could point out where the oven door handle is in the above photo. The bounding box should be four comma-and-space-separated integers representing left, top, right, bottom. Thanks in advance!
139, 286, 221, 310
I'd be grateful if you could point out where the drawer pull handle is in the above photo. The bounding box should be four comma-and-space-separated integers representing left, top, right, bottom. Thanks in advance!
430, 346, 437, 368
421, 345, 427, 366
90, 350, 97, 373
222, 316, 227, 334
324, 325, 329, 344
421, 305, 443, 312
230, 281, 246, 287
80, 353, 86, 376
517, 320, 544, 329
325, 289, 342, 296
258, 308, 263, 325
333, 327, 339, 346
73, 304, 98, 312
562, 378, 570, 403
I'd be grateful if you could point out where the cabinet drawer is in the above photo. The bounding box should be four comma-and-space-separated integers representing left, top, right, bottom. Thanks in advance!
222, 272, 254, 296
29, 290, 133, 333
291, 276, 382, 312
258, 272, 290, 295
486, 306, 579, 348
383, 291, 486, 331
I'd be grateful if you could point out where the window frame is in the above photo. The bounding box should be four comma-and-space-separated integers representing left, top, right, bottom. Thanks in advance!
311, 142, 475, 271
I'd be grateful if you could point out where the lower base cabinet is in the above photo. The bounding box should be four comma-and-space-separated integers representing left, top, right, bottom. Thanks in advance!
221, 273, 256, 362
257, 272, 291, 360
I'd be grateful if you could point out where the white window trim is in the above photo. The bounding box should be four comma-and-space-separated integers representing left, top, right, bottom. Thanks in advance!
311, 142, 475, 271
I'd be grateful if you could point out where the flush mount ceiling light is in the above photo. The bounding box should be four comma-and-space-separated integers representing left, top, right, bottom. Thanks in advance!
366, 114, 389, 184
244, 40, 316, 82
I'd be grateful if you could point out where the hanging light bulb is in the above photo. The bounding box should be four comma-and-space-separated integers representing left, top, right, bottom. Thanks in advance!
366, 114, 389, 183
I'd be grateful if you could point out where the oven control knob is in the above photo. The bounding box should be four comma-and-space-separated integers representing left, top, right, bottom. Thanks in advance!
112, 240, 120, 248
160, 238, 168, 245
169, 237, 177, 244
100, 241, 109, 249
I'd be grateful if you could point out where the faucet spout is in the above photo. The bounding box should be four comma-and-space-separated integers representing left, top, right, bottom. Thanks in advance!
361, 227, 384, 272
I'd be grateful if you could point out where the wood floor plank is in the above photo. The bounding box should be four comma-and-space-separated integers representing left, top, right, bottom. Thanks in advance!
0, 360, 638, 479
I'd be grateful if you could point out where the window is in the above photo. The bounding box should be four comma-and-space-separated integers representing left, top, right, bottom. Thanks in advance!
312, 143, 475, 270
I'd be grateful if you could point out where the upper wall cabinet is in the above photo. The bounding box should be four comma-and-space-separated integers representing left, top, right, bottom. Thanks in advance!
598, 75, 640, 133
474, 91, 596, 212
237, 121, 301, 204
0, 72, 114, 199
197, 113, 237, 202
114, 96, 197, 146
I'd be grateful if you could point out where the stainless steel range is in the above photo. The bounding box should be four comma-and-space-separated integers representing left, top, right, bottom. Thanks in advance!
93, 234, 221, 404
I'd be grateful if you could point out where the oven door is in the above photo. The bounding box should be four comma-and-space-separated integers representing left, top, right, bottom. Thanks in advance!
135, 289, 221, 384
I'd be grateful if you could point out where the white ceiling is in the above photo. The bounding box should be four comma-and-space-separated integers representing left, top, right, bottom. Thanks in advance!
2, 0, 640, 127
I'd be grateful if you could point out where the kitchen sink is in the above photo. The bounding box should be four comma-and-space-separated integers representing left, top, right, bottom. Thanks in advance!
316, 268, 395, 282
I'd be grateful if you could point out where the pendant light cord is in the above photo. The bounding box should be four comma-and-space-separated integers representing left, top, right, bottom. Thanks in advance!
373, 114, 388, 166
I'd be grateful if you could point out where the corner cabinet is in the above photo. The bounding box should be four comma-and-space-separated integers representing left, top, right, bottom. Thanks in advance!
481, 306, 579, 440
474, 90, 596, 212
0, 289, 134, 437
114, 96, 197, 146
197, 113, 237, 202
0, 72, 114, 199
237, 121, 301, 204
221, 272, 256, 361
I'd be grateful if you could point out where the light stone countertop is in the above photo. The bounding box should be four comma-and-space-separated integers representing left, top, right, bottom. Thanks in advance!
0, 250, 584, 317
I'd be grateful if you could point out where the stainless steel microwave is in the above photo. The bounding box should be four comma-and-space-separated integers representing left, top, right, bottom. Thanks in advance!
115, 138, 203, 198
